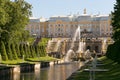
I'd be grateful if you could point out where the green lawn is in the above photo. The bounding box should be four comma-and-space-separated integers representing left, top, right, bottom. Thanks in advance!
1, 56, 57, 65
1, 59, 25, 65
26, 56, 57, 62
69, 56, 120, 80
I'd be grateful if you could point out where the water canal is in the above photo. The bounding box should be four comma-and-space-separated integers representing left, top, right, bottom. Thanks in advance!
1, 62, 84, 80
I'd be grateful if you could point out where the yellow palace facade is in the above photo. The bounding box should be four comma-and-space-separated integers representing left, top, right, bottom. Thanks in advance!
26, 11, 112, 38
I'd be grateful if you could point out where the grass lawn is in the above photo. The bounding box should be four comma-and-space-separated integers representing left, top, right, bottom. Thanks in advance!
70, 56, 120, 80
1, 59, 25, 65
26, 56, 57, 62
1, 56, 57, 65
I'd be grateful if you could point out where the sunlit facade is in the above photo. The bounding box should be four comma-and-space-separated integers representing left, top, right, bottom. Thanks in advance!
48, 14, 112, 38
26, 10, 112, 38
26, 17, 47, 37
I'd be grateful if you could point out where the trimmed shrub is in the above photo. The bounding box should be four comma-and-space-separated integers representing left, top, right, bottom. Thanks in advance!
0, 41, 8, 61
15, 43, 21, 58
19, 44, 25, 58
11, 43, 18, 60
5, 42, 13, 60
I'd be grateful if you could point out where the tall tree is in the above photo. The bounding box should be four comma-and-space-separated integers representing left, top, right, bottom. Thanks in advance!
6, 42, 13, 60
106, 0, 120, 63
19, 44, 25, 58
11, 43, 18, 60
0, 0, 32, 43
23, 44, 29, 58
0, 41, 8, 61
112, 0, 120, 41
15, 43, 21, 58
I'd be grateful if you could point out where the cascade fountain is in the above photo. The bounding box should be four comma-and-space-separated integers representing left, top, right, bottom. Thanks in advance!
71, 26, 81, 49
47, 26, 92, 62
64, 49, 75, 62
46, 38, 65, 58
48, 39, 63, 52
55, 40, 62, 52
47, 40, 53, 53
64, 26, 86, 62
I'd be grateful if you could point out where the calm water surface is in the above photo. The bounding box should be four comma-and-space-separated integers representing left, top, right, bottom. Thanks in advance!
2, 62, 84, 80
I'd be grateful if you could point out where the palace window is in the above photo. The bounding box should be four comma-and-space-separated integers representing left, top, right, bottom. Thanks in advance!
58, 24, 60, 26
58, 28, 60, 31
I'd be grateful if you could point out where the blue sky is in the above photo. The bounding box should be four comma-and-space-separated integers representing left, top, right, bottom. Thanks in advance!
25, 0, 115, 18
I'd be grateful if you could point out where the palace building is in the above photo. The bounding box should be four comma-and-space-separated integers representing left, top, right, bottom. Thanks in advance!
26, 9, 112, 38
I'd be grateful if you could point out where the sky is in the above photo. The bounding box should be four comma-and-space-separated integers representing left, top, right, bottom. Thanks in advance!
25, 0, 116, 18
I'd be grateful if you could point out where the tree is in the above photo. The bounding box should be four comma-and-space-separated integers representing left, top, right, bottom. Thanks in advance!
11, 43, 18, 60
21, 30, 30, 42
0, 0, 9, 26
111, 0, 120, 41
0, 0, 32, 43
106, 0, 120, 63
27, 45, 32, 58
32, 46, 37, 58
23, 44, 29, 58
15, 43, 21, 58
30, 45, 34, 58
35, 45, 40, 57
39, 46, 46, 57
5, 42, 13, 60
0, 41, 8, 61
19, 44, 25, 58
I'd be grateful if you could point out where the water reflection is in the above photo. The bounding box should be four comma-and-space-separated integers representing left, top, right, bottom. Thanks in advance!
40, 62, 81, 80
2, 62, 84, 80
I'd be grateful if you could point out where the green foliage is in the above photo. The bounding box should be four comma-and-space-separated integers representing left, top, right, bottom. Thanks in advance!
15, 43, 21, 58
38, 38, 50, 46
27, 45, 32, 58
26, 56, 57, 62
0, 0, 32, 43
5, 42, 13, 60
106, 41, 120, 63
111, 0, 120, 41
107, 0, 120, 63
11, 43, 18, 60
19, 44, 25, 58
1, 59, 25, 65
0, 41, 8, 61
32, 46, 37, 57
20, 30, 30, 42
37, 38, 49, 57
29, 45, 34, 58
34, 45, 40, 57
27, 37, 34, 45
39, 46, 46, 57
0, 0, 9, 26
23, 44, 29, 58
